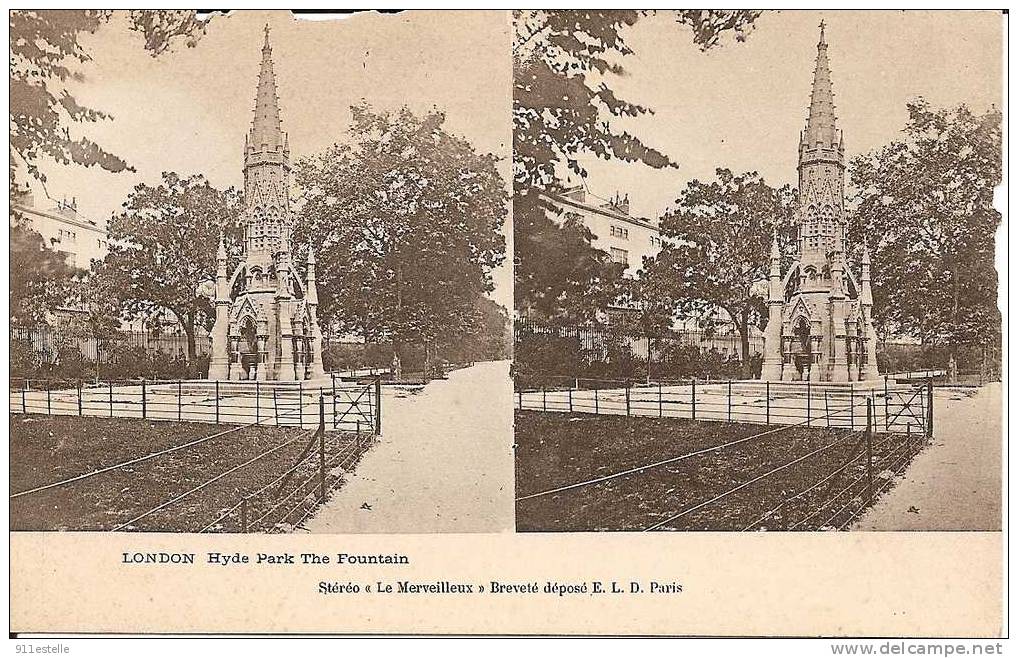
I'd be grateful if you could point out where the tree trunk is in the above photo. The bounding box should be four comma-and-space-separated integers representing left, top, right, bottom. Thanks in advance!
948, 265, 961, 384
182, 313, 197, 363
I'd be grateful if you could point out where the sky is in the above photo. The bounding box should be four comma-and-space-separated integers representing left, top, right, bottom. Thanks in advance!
25, 10, 513, 308
570, 9, 1004, 220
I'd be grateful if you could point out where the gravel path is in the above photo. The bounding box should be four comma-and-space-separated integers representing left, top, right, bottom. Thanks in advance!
303, 360, 514, 533
852, 383, 1002, 531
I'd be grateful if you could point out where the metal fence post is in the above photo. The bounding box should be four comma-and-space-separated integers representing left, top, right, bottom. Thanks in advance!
926, 378, 934, 438
77, 382, 83, 416
594, 385, 599, 415
21, 380, 27, 414
765, 381, 770, 425
658, 382, 663, 418
866, 397, 874, 504
319, 395, 326, 500
272, 387, 278, 425
109, 382, 114, 417
215, 380, 220, 424
806, 380, 811, 427
850, 383, 855, 431
542, 386, 547, 412
884, 375, 889, 432
625, 384, 631, 416
254, 381, 259, 425
727, 380, 732, 421
568, 387, 573, 413
332, 377, 338, 428
141, 379, 147, 419
374, 377, 382, 435
691, 378, 697, 421
46, 382, 51, 416
299, 381, 304, 427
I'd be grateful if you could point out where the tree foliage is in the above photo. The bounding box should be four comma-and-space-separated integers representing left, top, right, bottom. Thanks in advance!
640, 168, 795, 375
9, 10, 206, 187
848, 100, 1001, 352
9, 219, 78, 326
293, 103, 507, 357
512, 10, 761, 324
9, 10, 206, 327
103, 173, 243, 359
513, 191, 626, 325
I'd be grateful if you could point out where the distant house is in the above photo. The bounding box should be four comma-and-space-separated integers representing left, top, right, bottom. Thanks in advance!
539, 181, 763, 352
542, 184, 662, 278
12, 191, 109, 271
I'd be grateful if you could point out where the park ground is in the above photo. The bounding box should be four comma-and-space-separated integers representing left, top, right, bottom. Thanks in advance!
514, 410, 925, 532
9, 415, 366, 532
304, 360, 515, 533
852, 382, 1002, 530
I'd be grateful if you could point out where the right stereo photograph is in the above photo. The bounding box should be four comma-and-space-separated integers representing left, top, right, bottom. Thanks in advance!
512, 10, 1002, 532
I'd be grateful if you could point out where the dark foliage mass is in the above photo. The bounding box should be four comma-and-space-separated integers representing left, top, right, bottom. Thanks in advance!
848, 100, 1001, 361
294, 103, 508, 366
513, 10, 761, 325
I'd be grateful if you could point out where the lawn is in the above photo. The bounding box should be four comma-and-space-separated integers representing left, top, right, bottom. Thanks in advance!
514, 411, 925, 532
10, 415, 372, 532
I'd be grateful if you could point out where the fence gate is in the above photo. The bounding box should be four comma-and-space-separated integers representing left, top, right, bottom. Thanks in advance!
884, 380, 933, 436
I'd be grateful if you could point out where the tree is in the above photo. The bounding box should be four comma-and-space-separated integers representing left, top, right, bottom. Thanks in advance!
514, 192, 626, 325
9, 10, 206, 326
640, 169, 795, 377
457, 297, 512, 363
9, 217, 78, 327
848, 100, 1002, 373
293, 103, 507, 368
512, 10, 761, 323
104, 173, 243, 360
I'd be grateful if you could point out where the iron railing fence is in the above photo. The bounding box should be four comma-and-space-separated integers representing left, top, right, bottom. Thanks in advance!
11, 326, 211, 363
514, 319, 1000, 385
9, 376, 382, 434
515, 377, 934, 436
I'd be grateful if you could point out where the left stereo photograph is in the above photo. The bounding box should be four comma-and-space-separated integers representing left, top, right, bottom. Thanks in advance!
9, 9, 514, 533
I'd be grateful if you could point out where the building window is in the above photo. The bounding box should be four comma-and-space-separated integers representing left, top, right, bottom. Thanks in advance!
58, 228, 77, 243
650, 235, 662, 248
610, 247, 629, 266
610, 225, 629, 240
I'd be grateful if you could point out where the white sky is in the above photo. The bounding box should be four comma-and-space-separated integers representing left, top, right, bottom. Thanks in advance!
25, 9, 513, 308
572, 9, 1003, 219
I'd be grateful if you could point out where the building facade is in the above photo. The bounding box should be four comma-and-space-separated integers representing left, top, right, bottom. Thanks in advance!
543, 183, 764, 342
13, 193, 108, 270
544, 185, 662, 277
761, 24, 879, 382
208, 27, 324, 382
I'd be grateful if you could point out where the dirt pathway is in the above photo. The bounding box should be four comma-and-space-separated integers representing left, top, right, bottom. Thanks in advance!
852, 383, 1002, 531
303, 360, 514, 533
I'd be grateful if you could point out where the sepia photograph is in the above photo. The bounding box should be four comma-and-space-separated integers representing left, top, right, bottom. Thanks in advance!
10, 9, 514, 534
6, 5, 1007, 643
512, 10, 1003, 533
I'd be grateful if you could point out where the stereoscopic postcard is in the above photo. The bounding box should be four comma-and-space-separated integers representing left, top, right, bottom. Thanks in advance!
7, 7, 1006, 643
